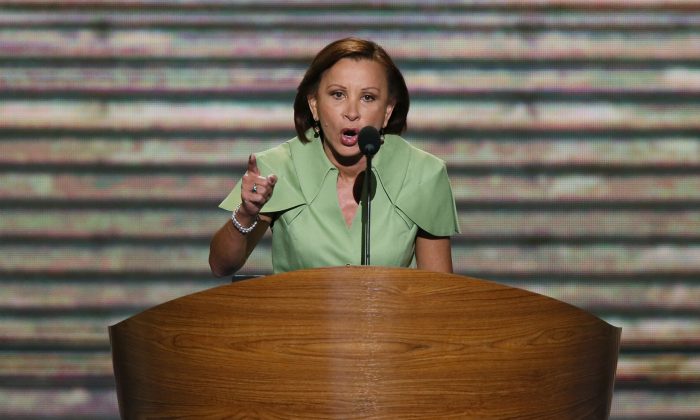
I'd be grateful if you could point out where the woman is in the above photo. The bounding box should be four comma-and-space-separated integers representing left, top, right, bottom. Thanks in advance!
209, 37, 459, 276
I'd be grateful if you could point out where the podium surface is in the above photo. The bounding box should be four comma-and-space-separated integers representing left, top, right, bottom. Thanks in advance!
110, 266, 620, 419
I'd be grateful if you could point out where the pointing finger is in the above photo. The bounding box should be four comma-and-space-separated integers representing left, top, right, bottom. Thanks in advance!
247, 154, 260, 175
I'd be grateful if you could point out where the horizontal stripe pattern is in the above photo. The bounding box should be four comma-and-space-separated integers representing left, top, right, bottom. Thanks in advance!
2, 137, 698, 168
3, 209, 700, 238
5, 67, 700, 95
1, 1, 698, 418
3, 30, 700, 60
4, 173, 700, 203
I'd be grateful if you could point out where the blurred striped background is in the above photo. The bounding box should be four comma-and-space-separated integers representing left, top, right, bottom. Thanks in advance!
1, 0, 699, 418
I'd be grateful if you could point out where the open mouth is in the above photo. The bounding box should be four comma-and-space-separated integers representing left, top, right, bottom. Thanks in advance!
341, 128, 359, 146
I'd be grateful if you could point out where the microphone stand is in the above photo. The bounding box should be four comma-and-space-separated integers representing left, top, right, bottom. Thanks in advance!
361, 153, 373, 266
358, 125, 380, 266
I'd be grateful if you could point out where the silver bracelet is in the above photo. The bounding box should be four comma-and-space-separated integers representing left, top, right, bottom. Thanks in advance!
231, 205, 258, 235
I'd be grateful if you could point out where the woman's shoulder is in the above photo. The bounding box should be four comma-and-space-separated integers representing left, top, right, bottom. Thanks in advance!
254, 137, 297, 174
381, 135, 459, 236
257, 136, 300, 156
384, 135, 447, 178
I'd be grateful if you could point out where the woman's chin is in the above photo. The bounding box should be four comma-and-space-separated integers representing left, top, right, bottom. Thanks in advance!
337, 149, 362, 162
323, 141, 363, 165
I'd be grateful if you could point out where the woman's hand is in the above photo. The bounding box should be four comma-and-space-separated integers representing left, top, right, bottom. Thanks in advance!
239, 154, 277, 219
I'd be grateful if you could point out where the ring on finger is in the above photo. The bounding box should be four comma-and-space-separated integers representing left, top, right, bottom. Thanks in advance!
252, 183, 258, 193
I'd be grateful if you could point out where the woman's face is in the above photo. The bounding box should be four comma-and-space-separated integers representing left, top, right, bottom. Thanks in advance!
308, 58, 395, 165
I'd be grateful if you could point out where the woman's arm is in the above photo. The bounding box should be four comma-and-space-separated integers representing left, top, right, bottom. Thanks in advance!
415, 230, 453, 273
208, 154, 277, 277
208, 212, 270, 277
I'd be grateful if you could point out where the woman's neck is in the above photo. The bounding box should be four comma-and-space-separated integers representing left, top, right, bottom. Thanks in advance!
322, 140, 367, 181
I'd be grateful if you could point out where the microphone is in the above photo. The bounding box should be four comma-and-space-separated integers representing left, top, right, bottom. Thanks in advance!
358, 126, 381, 156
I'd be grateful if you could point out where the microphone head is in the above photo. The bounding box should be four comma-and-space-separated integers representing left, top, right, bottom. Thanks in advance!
358, 126, 381, 156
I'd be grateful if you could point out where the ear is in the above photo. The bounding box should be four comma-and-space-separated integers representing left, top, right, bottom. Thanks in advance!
307, 94, 319, 121
383, 100, 396, 129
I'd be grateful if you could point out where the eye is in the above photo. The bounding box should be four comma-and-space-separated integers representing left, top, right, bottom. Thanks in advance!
362, 94, 375, 102
330, 91, 345, 99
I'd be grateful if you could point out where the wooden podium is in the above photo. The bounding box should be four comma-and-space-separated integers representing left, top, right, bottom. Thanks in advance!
109, 266, 620, 419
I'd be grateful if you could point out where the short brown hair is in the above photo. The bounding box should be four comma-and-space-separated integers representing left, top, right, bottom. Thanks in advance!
293, 38, 410, 142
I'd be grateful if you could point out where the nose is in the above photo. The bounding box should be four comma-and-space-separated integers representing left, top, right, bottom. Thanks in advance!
344, 100, 360, 121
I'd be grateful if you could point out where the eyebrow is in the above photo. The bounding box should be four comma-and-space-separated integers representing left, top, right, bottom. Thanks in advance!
326, 84, 381, 92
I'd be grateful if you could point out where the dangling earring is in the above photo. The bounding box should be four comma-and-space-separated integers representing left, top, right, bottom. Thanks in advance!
379, 128, 385, 144
313, 119, 321, 138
